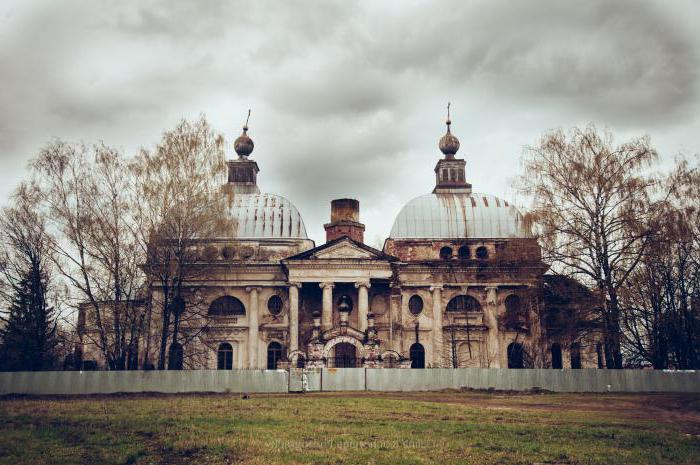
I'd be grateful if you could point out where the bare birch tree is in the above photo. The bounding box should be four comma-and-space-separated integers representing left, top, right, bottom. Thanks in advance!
130, 116, 227, 370
32, 142, 146, 370
620, 156, 700, 368
519, 125, 658, 368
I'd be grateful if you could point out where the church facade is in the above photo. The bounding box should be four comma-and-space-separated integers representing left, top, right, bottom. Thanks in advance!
80, 115, 603, 371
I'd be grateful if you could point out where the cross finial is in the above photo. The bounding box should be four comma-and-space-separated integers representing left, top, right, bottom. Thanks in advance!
243, 109, 251, 131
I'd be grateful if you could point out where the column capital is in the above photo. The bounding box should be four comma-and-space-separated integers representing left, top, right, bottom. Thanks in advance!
354, 280, 371, 289
287, 281, 302, 289
319, 282, 335, 289
485, 286, 498, 306
245, 286, 262, 293
429, 285, 443, 292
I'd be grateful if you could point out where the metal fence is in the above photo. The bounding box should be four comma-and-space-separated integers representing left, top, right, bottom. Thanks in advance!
0, 368, 698, 396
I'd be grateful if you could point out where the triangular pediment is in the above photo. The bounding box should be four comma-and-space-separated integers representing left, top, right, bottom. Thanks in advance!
314, 241, 376, 259
284, 236, 396, 261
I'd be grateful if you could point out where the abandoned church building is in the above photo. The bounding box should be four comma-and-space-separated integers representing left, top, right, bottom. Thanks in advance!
78, 115, 604, 371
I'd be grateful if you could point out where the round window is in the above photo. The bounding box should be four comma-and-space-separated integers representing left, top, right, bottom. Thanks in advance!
439, 246, 453, 259
476, 246, 489, 259
267, 295, 283, 315
408, 295, 424, 315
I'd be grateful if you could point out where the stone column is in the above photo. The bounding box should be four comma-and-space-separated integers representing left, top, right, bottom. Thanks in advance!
355, 281, 371, 332
319, 282, 334, 332
484, 286, 500, 368
246, 287, 260, 369
430, 286, 443, 367
288, 283, 300, 353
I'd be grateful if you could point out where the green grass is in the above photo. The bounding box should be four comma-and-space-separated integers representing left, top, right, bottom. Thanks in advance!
1, 392, 698, 464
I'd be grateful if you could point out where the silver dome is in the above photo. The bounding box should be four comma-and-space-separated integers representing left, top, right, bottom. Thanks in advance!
389, 193, 530, 239
226, 193, 308, 239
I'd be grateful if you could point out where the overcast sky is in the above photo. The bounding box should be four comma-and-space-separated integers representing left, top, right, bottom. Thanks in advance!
2, 0, 699, 247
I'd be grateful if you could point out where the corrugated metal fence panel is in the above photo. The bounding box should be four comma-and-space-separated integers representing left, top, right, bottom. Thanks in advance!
0, 370, 289, 395
0, 369, 698, 395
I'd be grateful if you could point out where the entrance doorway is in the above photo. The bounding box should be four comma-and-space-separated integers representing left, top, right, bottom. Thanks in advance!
331, 342, 358, 367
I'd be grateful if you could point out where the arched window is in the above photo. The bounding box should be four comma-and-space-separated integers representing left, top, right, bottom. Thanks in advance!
458, 246, 470, 259
551, 343, 563, 369
570, 342, 582, 369
168, 343, 183, 370
507, 343, 524, 369
267, 342, 283, 369
596, 343, 604, 369
217, 343, 233, 370
446, 295, 482, 313
475, 246, 489, 259
267, 295, 283, 315
410, 343, 425, 369
439, 246, 453, 260
209, 296, 245, 316
408, 295, 424, 315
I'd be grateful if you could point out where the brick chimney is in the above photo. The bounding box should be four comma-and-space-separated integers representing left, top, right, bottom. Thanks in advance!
324, 198, 365, 243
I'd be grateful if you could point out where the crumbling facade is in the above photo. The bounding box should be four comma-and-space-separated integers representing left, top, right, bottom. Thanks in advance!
80, 114, 603, 370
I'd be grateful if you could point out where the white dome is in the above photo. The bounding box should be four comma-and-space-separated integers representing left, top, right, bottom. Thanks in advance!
226, 193, 308, 239
389, 193, 530, 239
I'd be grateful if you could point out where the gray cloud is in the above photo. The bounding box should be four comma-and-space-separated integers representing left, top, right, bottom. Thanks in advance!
1, 0, 699, 245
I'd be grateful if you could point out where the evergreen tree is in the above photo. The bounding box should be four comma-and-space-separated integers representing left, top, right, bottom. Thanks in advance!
0, 259, 58, 371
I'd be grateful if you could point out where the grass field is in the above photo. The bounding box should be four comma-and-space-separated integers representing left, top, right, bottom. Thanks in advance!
1, 391, 699, 465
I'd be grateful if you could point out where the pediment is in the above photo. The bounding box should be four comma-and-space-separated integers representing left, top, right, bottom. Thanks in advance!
314, 242, 376, 259
285, 236, 396, 262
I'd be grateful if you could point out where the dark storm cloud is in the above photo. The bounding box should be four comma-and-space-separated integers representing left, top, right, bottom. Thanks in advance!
1, 0, 699, 244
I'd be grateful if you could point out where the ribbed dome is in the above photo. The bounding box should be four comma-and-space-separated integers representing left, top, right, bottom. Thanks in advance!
389, 193, 530, 239
226, 193, 308, 239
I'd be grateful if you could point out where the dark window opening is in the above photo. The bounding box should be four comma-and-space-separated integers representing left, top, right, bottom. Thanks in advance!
596, 343, 604, 369
570, 342, 582, 369
296, 356, 306, 368
330, 342, 358, 368
476, 246, 489, 259
408, 295, 424, 315
446, 295, 482, 313
504, 295, 528, 330
267, 342, 283, 369
209, 296, 246, 316
410, 343, 425, 368
551, 343, 563, 369
439, 246, 453, 259
507, 343, 524, 369
458, 246, 470, 259
217, 343, 233, 370
168, 343, 183, 370
267, 295, 283, 315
